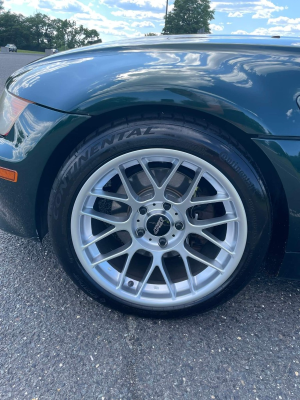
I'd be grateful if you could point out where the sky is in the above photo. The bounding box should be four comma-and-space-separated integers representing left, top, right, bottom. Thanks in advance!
2, 0, 300, 43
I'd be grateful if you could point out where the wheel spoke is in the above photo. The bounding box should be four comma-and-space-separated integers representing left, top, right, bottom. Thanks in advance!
139, 157, 182, 201
180, 168, 204, 205
190, 194, 230, 206
187, 214, 238, 230
197, 230, 235, 255
117, 166, 141, 203
184, 245, 224, 273
89, 189, 129, 203
160, 158, 181, 189
91, 242, 133, 267
117, 251, 136, 289
82, 226, 118, 249
139, 157, 160, 190
158, 262, 176, 300
136, 258, 157, 298
81, 208, 130, 226
178, 252, 196, 293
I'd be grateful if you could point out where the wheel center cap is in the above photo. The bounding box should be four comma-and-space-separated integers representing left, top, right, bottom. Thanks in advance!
146, 214, 171, 237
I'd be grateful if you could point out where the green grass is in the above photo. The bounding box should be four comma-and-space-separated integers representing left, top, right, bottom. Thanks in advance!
18, 49, 44, 54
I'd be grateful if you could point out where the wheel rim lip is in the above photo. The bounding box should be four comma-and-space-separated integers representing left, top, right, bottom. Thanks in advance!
71, 148, 248, 309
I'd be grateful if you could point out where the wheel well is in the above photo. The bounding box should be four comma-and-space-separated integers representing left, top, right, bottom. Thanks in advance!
36, 105, 289, 276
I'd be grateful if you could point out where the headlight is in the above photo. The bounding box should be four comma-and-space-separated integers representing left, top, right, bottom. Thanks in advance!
0, 90, 32, 137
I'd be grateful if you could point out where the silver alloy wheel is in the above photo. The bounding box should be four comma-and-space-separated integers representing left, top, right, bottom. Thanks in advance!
71, 149, 247, 308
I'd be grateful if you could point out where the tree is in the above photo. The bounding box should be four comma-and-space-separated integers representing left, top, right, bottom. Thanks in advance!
0, 11, 30, 48
0, 0, 4, 12
83, 27, 100, 44
163, 0, 214, 35
53, 19, 100, 50
0, 10, 100, 51
26, 13, 55, 49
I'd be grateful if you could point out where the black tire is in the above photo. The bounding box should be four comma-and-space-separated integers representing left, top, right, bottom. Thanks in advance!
48, 114, 272, 318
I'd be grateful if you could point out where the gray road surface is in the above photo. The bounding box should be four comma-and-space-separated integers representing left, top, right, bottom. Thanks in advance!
0, 53, 299, 400
0, 53, 42, 91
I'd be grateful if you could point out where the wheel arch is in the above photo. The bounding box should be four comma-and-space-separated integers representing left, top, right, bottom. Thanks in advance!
35, 104, 289, 276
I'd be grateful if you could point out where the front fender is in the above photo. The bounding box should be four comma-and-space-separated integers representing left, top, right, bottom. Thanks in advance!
6, 46, 300, 137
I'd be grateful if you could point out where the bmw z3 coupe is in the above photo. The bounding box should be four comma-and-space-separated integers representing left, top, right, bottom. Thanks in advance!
0, 35, 299, 317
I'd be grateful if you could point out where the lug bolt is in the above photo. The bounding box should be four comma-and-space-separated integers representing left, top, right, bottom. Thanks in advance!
128, 280, 134, 287
175, 221, 184, 231
163, 202, 171, 211
139, 206, 147, 215
136, 228, 145, 238
159, 237, 168, 248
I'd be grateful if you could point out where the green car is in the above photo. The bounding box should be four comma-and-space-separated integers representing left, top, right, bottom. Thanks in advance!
0, 35, 299, 317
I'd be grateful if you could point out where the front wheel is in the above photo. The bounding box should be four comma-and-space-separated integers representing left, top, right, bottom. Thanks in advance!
48, 115, 271, 317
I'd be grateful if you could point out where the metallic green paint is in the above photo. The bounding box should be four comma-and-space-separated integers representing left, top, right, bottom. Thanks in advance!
6, 36, 300, 138
253, 138, 300, 254
0, 104, 89, 238
0, 35, 300, 278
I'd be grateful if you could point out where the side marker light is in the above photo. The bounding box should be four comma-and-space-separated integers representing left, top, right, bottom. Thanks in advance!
0, 167, 18, 182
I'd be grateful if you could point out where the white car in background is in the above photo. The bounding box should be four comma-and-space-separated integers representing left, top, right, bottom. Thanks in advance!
5, 44, 17, 52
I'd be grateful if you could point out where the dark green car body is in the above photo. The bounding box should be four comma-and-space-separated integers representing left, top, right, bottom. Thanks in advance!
0, 35, 300, 279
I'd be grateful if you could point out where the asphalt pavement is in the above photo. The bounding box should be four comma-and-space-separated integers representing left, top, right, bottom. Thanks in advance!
0, 53, 43, 88
0, 53, 300, 400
